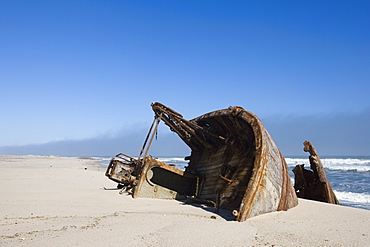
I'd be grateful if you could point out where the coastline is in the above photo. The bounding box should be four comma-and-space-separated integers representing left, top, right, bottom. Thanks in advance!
1, 155, 369, 246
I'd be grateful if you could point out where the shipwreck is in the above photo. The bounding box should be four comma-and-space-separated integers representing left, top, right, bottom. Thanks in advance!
105, 102, 298, 221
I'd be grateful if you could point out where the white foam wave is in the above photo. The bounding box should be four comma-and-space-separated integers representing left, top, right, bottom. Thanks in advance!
91, 156, 111, 162
324, 165, 370, 172
285, 158, 370, 172
323, 158, 370, 165
157, 157, 187, 164
335, 191, 370, 204
285, 158, 308, 165
286, 158, 370, 165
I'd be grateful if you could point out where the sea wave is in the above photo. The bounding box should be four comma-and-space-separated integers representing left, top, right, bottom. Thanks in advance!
285, 158, 370, 172
334, 191, 370, 204
157, 157, 188, 164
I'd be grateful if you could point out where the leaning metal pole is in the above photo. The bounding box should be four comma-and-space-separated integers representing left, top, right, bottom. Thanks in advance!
142, 113, 162, 160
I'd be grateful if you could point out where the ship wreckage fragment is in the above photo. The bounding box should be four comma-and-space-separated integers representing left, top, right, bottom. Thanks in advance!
105, 102, 298, 221
293, 141, 339, 204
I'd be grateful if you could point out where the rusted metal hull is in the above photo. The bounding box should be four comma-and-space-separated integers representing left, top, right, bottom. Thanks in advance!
105, 103, 298, 221
187, 106, 297, 221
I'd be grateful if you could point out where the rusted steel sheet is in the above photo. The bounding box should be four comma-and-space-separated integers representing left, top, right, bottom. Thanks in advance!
105, 102, 298, 221
292, 141, 339, 204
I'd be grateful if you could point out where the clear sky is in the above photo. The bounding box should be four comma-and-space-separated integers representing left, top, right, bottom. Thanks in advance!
1, 1, 369, 157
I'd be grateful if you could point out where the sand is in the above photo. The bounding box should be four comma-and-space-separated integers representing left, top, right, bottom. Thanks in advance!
0, 155, 369, 246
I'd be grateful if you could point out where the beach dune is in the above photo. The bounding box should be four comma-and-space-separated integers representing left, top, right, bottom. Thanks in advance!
1, 155, 369, 246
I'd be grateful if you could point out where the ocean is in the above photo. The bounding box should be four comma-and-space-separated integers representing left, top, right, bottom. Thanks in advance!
98, 156, 370, 211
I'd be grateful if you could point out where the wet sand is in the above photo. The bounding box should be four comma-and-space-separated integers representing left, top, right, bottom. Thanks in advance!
1, 155, 369, 246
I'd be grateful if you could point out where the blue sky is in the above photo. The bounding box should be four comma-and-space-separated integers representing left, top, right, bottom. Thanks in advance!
1, 1, 369, 156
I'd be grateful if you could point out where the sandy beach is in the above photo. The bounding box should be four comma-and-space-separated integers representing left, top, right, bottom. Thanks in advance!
1, 155, 369, 246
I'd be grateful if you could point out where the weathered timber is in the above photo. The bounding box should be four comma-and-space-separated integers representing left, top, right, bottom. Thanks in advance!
105, 102, 298, 221
292, 141, 339, 204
